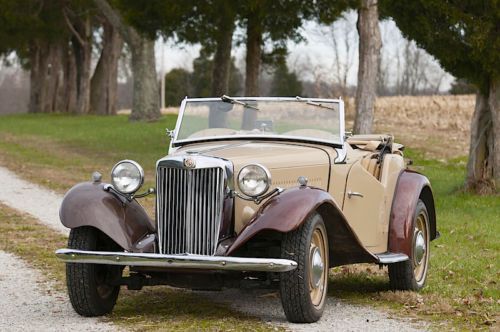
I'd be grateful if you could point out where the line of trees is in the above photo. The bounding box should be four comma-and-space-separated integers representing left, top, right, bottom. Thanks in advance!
0, 0, 348, 120
0, 0, 498, 192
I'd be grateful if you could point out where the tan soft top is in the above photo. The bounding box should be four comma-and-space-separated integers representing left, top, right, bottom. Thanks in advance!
347, 134, 404, 154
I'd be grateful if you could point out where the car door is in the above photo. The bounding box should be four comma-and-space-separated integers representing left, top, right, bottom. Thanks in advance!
342, 161, 387, 251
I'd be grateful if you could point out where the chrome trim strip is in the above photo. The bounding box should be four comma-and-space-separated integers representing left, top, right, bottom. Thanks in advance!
55, 249, 297, 272
375, 252, 409, 264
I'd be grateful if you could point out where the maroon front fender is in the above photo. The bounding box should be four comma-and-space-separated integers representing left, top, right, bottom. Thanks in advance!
388, 170, 437, 257
227, 187, 377, 267
60, 182, 155, 252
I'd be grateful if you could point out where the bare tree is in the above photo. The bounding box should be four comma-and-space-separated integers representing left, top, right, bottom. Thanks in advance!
311, 12, 357, 96
354, 0, 381, 134
392, 39, 448, 96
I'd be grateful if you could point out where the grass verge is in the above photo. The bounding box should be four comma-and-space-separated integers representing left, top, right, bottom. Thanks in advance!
0, 113, 498, 330
0, 203, 279, 331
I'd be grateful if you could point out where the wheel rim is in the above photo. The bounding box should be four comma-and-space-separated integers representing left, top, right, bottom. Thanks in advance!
413, 211, 429, 286
309, 227, 328, 307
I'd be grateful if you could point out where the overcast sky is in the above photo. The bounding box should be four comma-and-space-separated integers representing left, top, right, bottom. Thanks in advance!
154, 11, 454, 92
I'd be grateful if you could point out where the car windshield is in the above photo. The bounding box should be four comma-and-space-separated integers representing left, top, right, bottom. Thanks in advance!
174, 98, 343, 145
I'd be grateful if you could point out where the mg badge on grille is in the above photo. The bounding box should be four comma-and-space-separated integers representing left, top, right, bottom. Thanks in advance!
183, 157, 196, 168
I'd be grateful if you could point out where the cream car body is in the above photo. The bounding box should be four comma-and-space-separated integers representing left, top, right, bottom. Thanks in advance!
56, 97, 438, 323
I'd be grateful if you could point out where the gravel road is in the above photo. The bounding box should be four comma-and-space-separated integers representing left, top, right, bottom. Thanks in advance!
0, 166, 427, 331
0, 167, 65, 234
0, 250, 116, 332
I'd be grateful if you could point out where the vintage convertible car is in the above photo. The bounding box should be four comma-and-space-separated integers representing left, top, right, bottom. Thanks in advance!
56, 96, 437, 323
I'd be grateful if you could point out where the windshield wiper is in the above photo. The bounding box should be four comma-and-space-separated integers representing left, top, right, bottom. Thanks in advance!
221, 95, 259, 111
295, 96, 337, 111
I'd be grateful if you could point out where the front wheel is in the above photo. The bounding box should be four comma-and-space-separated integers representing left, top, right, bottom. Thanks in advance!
389, 199, 430, 290
66, 227, 122, 316
280, 212, 329, 323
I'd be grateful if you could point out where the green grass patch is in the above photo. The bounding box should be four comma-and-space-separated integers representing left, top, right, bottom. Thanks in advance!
0, 113, 498, 330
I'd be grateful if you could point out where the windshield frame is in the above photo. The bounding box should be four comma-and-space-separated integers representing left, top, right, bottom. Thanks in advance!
171, 97, 345, 148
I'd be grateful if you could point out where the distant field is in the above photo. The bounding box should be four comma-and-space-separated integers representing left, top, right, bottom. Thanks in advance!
345, 94, 475, 159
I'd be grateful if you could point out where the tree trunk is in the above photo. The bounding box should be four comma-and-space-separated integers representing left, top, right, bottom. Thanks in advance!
245, 17, 261, 96
93, 0, 160, 121
489, 79, 500, 190
129, 35, 160, 121
29, 43, 43, 113
66, 15, 92, 115
29, 41, 65, 113
242, 14, 262, 130
353, 0, 381, 134
63, 44, 77, 114
90, 20, 123, 115
208, 5, 235, 128
466, 89, 495, 193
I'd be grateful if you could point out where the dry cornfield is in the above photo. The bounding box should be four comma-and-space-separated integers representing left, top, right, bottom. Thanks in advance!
345, 95, 476, 160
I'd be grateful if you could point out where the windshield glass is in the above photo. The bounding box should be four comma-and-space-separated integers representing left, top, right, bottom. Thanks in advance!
175, 98, 343, 145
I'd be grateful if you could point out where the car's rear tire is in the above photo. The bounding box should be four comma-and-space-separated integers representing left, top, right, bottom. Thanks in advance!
66, 227, 122, 316
389, 199, 430, 291
280, 212, 329, 323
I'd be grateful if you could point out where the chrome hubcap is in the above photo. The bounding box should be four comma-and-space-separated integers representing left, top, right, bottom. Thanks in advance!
310, 247, 324, 288
414, 230, 426, 265
413, 210, 429, 286
309, 226, 328, 307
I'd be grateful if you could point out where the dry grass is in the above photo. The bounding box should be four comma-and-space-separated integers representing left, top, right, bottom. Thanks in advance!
345, 95, 475, 159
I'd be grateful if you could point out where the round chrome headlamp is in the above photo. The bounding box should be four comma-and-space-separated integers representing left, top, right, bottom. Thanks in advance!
111, 160, 144, 194
237, 164, 271, 197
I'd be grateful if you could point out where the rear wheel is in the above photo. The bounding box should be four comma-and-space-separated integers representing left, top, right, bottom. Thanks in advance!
66, 227, 122, 316
389, 199, 430, 290
280, 212, 329, 323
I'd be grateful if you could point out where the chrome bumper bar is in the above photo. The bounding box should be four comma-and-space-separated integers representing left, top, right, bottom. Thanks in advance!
55, 249, 297, 272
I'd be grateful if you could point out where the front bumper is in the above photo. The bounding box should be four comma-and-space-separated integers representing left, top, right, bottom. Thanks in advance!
55, 249, 297, 272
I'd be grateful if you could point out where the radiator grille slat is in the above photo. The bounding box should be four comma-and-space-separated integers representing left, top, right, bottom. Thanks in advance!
157, 166, 224, 255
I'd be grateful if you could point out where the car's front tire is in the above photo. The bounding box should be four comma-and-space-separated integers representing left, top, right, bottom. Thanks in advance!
389, 199, 430, 290
280, 212, 329, 323
66, 227, 122, 316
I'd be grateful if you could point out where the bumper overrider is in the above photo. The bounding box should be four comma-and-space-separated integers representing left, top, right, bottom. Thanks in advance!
55, 249, 297, 272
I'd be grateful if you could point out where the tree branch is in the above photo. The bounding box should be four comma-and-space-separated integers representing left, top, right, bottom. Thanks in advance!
62, 9, 86, 46
93, 0, 132, 44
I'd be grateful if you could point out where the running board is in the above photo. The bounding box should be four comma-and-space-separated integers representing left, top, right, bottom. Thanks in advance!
375, 252, 409, 264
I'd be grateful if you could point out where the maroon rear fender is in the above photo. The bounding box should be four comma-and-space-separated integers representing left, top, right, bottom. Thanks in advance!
227, 186, 377, 267
60, 182, 155, 252
388, 170, 437, 256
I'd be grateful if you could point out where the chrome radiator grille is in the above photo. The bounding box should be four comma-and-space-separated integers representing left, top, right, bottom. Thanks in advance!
156, 166, 225, 255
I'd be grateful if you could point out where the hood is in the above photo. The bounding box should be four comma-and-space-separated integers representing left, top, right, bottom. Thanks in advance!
170, 141, 331, 191
173, 141, 330, 170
